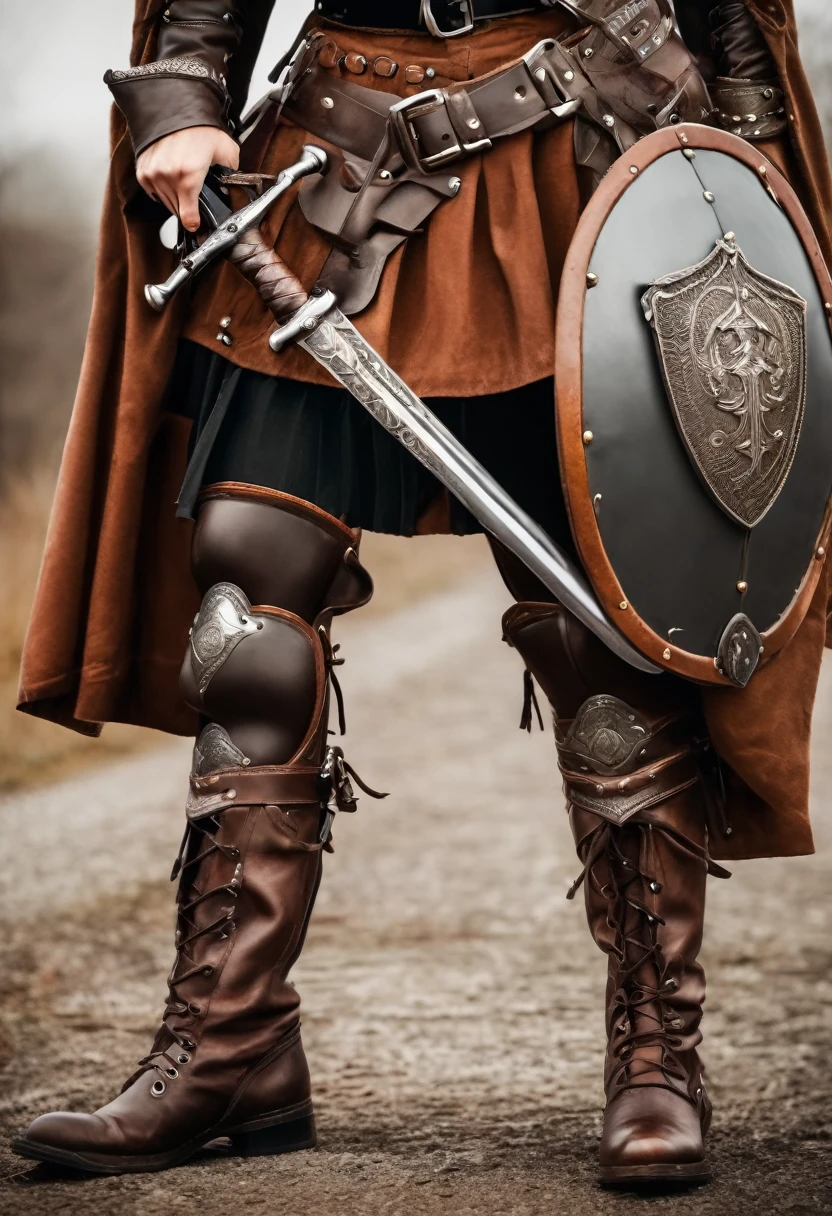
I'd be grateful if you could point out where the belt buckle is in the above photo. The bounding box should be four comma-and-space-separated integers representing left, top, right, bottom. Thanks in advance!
390, 89, 491, 172
420, 0, 475, 38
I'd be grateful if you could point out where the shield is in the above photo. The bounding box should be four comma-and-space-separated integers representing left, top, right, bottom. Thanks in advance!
555, 125, 832, 686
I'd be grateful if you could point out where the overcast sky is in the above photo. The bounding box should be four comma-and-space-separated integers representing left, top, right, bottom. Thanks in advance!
1, 1, 829, 225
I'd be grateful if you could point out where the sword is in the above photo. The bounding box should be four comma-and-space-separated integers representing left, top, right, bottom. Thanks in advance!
145, 146, 660, 675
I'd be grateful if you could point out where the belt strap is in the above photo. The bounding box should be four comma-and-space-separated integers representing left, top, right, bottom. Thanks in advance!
266, 32, 594, 312
318, 0, 544, 37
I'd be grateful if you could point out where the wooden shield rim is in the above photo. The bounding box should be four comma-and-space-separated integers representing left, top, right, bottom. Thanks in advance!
554, 123, 832, 685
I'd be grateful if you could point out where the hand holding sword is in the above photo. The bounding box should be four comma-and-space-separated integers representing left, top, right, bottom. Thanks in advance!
145, 145, 659, 675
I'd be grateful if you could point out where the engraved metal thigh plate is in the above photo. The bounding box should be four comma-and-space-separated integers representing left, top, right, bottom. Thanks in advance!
192, 722, 251, 778
561, 695, 653, 776
642, 236, 807, 528
190, 583, 260, 696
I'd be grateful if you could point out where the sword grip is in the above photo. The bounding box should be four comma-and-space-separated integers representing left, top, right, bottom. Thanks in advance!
227, 228, 308, 324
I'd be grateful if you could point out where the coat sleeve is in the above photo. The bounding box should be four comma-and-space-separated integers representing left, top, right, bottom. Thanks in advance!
709, 1, 788, 140
104, 0, 276, 156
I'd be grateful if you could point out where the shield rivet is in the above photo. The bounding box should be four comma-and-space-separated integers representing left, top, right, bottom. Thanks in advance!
586, 272, 599, 288
662, 648, 671, 660
703, 191, 715, 203
583, 430, 593, 446
758, 165, 768, 177
824, 303, 832, 313
619, 600, 628, 611
816, 547, 826, 559
629, 166, 638, 175
682, 148, 696, 160
737, 581, 748, 593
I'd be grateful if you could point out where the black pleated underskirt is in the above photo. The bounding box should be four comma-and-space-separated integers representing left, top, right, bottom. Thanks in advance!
166, 339, 573, 550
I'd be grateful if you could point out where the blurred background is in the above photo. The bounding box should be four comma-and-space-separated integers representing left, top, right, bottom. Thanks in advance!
1, 0, 831, 789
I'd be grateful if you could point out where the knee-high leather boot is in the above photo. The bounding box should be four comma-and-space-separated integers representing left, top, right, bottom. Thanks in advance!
503, 599, 729, 1189
14, 485, 381, 1175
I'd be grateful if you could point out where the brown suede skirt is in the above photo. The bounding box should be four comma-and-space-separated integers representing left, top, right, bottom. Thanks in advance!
180, 9, 581, 398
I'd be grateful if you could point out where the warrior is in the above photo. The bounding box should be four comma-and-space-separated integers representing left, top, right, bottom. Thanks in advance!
12, 0, 832, 1190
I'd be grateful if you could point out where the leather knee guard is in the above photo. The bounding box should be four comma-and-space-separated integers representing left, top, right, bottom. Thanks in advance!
502, 602, 713, 835
181, 484, 373, 772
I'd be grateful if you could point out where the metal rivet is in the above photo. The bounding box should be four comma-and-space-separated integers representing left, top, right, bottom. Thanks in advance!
596, 784, 604, 794
759, 165, 768, 177
583, 430, 593, 446
732, 114, 742, 124
737, 580, 748, 593
425, 66, 435, 78
321, 96, 334, 109
648, 771, 657, 780
682, 148, 696, 160
219, 316, 231, 328
584, 47, 593, 58
763, 88, 774, 100
629, 166, 638, 175
535, 67, 547, 81
825, 303, 832, 313
619, 600, 628, 611
448, 176, 461, 194
724, 231, 735, 241
816, 547, 826, 559
650, 880, 662, 893
586, 271, 599, 288
603, 114, 615, 127
468, 118, 481, 130
564, 69, 574, 82
680, 133, 689, 144
379, 169, 392, 181
703, 191, 715, 203
593, 493, 602, 512
745, 113, 758, 123
216, 332, 232, 346
662, 648, 671, 660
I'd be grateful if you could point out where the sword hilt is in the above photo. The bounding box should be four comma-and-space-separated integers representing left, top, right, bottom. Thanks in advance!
143, 144, 328, 311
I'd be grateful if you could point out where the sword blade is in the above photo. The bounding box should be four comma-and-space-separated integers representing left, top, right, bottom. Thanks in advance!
297, 306, 660, 674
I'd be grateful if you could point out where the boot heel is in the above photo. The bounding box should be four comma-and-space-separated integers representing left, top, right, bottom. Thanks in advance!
231, 1114, 317, 1157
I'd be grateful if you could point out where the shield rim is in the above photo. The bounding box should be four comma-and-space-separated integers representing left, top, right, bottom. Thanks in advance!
554, 123, 832, 686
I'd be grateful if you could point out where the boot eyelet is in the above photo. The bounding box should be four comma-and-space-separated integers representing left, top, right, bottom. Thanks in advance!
189, 1002, 202, 1014
151, 1080, 166, 1097
177, 1052, 191, 1064
166, 1066, 179, 1079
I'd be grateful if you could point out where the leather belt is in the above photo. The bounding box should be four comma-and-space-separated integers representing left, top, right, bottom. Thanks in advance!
318, 0, 547, 38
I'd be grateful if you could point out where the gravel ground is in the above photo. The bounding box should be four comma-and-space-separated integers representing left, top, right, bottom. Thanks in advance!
1, 559, 831, 1216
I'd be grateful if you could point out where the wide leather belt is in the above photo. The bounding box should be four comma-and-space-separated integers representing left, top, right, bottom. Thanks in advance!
318, 0, 546, 38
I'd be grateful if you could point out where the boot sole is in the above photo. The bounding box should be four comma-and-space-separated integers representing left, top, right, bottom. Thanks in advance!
11, 1106, 316, 1176
600, 1160, 713, 1188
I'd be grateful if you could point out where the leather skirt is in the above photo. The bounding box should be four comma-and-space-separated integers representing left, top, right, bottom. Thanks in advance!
168, 339, 574, 547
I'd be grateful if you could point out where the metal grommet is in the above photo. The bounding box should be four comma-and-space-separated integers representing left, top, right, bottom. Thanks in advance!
189, 1002, 202, 1015
151, 1080, 166, 1097
177, 1052, 191, 1064
373, 55, 398, 78
166, 1066, 179, 1079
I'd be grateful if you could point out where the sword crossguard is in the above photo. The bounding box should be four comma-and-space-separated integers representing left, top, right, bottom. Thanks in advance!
143, 144, 328, 312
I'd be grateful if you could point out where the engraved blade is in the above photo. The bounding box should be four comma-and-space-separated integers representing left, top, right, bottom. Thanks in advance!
298, 307, 660, 675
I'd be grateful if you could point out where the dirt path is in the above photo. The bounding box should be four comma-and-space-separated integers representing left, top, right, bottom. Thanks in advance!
1, 558, 831, 1215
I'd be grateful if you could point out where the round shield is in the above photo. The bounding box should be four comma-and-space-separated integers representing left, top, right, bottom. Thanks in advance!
555, 124, 832, 687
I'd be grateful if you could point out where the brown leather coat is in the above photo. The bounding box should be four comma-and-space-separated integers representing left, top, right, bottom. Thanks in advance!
17, 1, 832, 860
